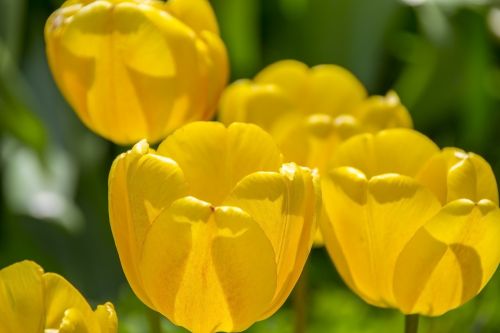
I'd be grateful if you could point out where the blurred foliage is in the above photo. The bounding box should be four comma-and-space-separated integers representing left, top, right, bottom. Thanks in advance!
1, 0, 500, 332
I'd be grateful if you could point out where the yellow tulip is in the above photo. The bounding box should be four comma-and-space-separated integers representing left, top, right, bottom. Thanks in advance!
321, 128, 500, 316
219, 60, 412, 173
0, 260, 117, 333
45, 0, 228, 145
108, 121, 319, 333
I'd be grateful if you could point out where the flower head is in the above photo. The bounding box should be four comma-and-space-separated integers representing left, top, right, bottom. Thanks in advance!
108, 121, 320, 333
45, 0, 228, 144
0, 260, 117, 333
321, 128, 500, 316
219, 60, 411, 173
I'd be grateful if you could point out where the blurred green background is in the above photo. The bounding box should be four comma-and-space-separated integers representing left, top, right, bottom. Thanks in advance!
1, 0, 500, 332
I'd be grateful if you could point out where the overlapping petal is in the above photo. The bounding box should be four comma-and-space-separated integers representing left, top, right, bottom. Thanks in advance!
43, 273, 98, 331
354, 91, 413, 133
139, 197, 277, 333
225, 163, 319, 317
321, 167, 441, 307
157, 122, 282, 205
108, 140, 187, 307
330, 129, 439, 179
0, 261, 44, 333
394, 199, 500, 315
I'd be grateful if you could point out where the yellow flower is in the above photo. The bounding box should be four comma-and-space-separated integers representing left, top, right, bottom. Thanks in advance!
45, 0, 228, 145
321, 128, 500, 316
219, 59, 412, 173
0, 260, 117, 333
108, 122, 319, 333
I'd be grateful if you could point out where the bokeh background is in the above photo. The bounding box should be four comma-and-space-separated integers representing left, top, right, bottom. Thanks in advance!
1, 0, 500, 332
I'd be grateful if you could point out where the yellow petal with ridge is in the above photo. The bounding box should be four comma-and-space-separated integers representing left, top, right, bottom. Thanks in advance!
157, 122, 282, 205
225, 163, 319, 318
139, 197, 277, 333
330, 129, 439, 179
94, 303, 117, 333
0, 261, 44, 333
108, 140, 187, 307
43, 273, 97, 332
166, 0, 219, 34
321, 168, 441, 307
394, 199, 500, 316
307, 65, 367, 117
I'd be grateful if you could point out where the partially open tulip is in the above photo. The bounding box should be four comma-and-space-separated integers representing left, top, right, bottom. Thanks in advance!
219, 60, 412, 173
321, 128, 500, 316
45, 0, 228, 145
0, 260, 117, 333
219, 60, 412, 245
108, 122, 319, 333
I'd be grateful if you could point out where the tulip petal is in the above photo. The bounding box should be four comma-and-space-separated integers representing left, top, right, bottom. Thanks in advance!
43, 273, 98, 332
225, 163, 319, 317
415, 148, 462, 205
219, 80, 254, 125
355, 92, 413, 132
126, 153, 188, 247
307, 65, 367, 117
447, 153, 498, 205
108, 141, 187, 308
58, 308, 91, 333
273, 118, 312, 167
198, 30, 229, 119
417, 149, 499, 205
321, 168, 441, 307
330, 129, 439, 179
219, 80, 295, 133
157, 122, 282, 205
140, 197, 277, 333
166, 0, 219, 34
394, 199, 500, 316
94, 303, 118, 333
254, 59, 309, 104
0, 261, 44, 333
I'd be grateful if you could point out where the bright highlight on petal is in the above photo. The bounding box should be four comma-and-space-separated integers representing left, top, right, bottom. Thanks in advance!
0, 261, 117, 333
108, 122, 320, 333
45, 0, 228, 144
321, 128, 500, 317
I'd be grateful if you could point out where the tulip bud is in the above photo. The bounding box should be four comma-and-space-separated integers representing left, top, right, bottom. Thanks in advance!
321, 128, 500, 316
0, 261, 117, 332
108, 122, 320, 333
45, 0, 228, 144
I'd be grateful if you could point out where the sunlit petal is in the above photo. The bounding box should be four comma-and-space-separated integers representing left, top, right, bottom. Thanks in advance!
394, 199, 500, 316
157, 122, 282, 205
322, 168, 441, 307
330, 129, 439, 178
0, 261, 44, 333
140, 197, 277, 333
225, 163, 319, 317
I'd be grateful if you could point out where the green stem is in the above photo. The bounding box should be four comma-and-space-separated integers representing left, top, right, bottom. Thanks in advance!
405, 314, 419, 333
293, 264, 309, 333
147, 309, 162, 333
